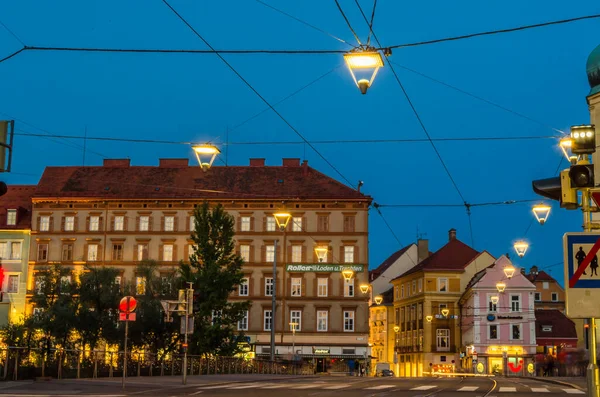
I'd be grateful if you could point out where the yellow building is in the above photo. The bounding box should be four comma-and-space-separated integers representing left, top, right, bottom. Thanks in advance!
391, 229, 494, 377
369, 288, 394, 374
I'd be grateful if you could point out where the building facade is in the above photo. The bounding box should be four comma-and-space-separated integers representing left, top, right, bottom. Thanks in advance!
0, 185, 35, 325
26, 157, 371, 371
460, 256, 537, 376
369, 288, 393, 374
526, 267, 565, 312
391, 229, 495, 377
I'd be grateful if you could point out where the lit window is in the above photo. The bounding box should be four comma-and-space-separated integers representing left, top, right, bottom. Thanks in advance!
543, 282, 549, 290
114, 216, 124, 231
64, 216, 75, 231
344, 311, 355, 332
211, 310, 222, 325
137, 244, 148, 261
164, 216, 175, 231
290, 310, 301, 331
6, 209, 16, 226
240, 216, 251, 232
291, 277, 302, 296
89, 216, 100, 231
11, 242, 21, 260
291, 245, 302, 263
37, 243, 48, 262
266, 217, 276, 232
436, 329, 450, 350
317, 278, 328, 297
189, 216, 195, 232
136, 276, 146, 295
511, 294, 521, 312
240, 245, 250, 262
139, 216, 149, 231
489, 325, 498, 340
87, 244, 98, 261
62, 244, 73, 261
438, 278, 448, 292
292, 217, 303, 232
264, 310, 272, 331
239, 278, 249, 296
7, 275, 18, 293
317, 310, 328, 331
511, 324, 521, 340
238, 310, 248, 331
115, 276, 122, 286
344, 246, 355, 263
418, 278, 423, 292
401, 285, 404, 298
40, 216, 50, 232
344, 278, 354, 297
163, 244, 174, 261
266, 245, 275, 262
0, 242, 6, 259
265, 277, 273, 296
112, 244, 123, 261
412, 280, 416, 294
188, 245, 196, 259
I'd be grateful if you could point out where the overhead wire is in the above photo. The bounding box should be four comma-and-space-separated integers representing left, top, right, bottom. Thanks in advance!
365, 0, 378, 46
22, 45, 347, 55
0, 19, 25, 46
160, 0, 356, 188
333, 0, 363, 46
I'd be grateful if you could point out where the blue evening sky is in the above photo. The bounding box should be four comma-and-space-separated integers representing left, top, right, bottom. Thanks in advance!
1, 1, 599, 284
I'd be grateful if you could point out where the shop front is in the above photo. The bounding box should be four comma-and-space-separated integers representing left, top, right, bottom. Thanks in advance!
472, 346, 535, 376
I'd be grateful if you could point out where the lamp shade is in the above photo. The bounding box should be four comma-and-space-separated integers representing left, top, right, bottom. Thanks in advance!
343, 47, 384, 94
191, 144, 220, 171
496, 282, 506, 293
374, 295, 383, 305
532, 203, 551, 225
273, 212, 292, 231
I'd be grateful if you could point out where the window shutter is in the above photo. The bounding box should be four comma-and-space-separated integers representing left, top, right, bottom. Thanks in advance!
339, 277, 343, 296
261, 245, 266, 262
339, 246, 344, 263
159, 244, 164, 261
354, 246, 359, 263
99, 217, 104, 231
98, 244, 103, 261
173, 244, 178, 261
49, 217, 54, 232
328, 246, 333, 263
313, 278, 317, 296
250, 217, 255, 231
237, 217, 241, 232
86, 216, 90, 232
174, 217, 179, 232
302, 216, 307, 232
36, 216, 40, 231
161, 216, 165, 231
84, 244, 88, 262
328, 277, 333, 296
110, 216, 115, 231
135, 216, 140, 231
262, 217, 267, 232
301, 278, 306, 296
287, 278, 291, 297
287, 246, 292, 262
61, 217, 66, 231
124, 216, 129, 231
149, 217, 153, 231
301, 246, 307, 263
74, 216, 78, 231
249, 245, 255, 263
261, 276, 265, 296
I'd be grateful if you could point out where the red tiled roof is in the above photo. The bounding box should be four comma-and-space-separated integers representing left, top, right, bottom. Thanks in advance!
526, 270, 556, 283
395, 239, 481, 279
369, 244, 413, 281
535, 309, 578, 339
0, 185, 36, 229
32, 160, 371, 201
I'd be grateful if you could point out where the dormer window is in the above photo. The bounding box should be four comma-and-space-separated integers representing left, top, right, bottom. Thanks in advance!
6, 209, 16, 226
542, 325, 553, 332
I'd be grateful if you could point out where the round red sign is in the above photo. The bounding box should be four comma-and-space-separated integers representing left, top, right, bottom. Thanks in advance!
119, 296, 137, 313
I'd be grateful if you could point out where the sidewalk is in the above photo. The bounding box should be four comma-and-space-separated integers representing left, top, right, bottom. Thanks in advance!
528, 376, 587, 391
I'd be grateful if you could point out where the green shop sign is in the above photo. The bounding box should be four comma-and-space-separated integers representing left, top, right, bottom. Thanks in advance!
285, 264, 365, 272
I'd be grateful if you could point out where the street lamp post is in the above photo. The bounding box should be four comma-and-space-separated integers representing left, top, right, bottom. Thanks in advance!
271, 212, 292, 363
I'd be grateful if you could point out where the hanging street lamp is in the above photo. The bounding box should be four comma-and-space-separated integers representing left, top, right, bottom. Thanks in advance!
559, 137, 577, 164
191, 144, 220, 171
343, 46, 385, 94
496, 282, 506, 293
342, 268, 354, 281
441, 308, 450, 317
426, 315, 433, 323
513, 241, 529, 258
490, 296, 499, 305
374, 295, 383, 305
393, 325, 400, 333
359, 284, 370, 294
273, 212, 292, 231
532, 203, 551, 225
315, 246, 328, 263
503, 265, 516, 279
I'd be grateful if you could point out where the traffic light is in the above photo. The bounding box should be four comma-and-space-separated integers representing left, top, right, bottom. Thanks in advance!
532, 169, 577, 209
570, 125, 596, 155
569, 164, 594, 188
192, 290, 201, 313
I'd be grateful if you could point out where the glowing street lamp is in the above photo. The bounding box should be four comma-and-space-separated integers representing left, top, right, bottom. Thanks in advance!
359, 284, 370, 294
191, 144, 220, 171
559, 137, 577, 164
513, 241, 529, 258
532, 203, 551, 225
273, 212, 292, 231
503, 265, 516, 279
496, 282, 506, 293
393, 325, 400, 333
426, 315, 433, 323
343, 46, 384, 94
490, 296, 499, 305
441, 308, 450, 317
315, 246, 328, 263
374, 295, 383, 305
342, 268, 354, 281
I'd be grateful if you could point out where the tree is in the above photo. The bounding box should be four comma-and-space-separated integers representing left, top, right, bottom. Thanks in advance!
181, 202, 250, 356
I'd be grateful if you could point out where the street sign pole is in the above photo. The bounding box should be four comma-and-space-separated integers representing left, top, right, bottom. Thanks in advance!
271, 240, 277, 362
122, 316, 128, 390
182, 282, 193, 386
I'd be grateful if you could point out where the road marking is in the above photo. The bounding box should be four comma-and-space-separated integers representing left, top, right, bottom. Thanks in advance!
411, 385, 437, 390
364, 384, 395, 390
324, 384, 350, 389
198, 384, 238, 389
190, 392, 204, 396
498, 387, 516, 392
458, 386, 479, 391
530, 387, 549, 392
292, 384, 319, 389
228, 383, 271, 389
563, 389, 585, 394
261, 384, 294, 389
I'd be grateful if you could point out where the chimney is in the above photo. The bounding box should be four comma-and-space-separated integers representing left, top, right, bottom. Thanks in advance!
530, 265, 538, 275
302, 160, 309, 176
103, 159, 131, 167
250, 158, 265, 167
159, 159, 188, 168
448, 228, 457, 241
417, 239, 429, 262
282, 158, 300, 167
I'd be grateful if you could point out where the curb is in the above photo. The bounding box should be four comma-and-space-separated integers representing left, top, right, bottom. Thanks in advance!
526, 377, 585, 391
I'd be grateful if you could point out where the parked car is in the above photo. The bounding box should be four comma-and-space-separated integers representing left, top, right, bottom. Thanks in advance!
379, 369, 394, 377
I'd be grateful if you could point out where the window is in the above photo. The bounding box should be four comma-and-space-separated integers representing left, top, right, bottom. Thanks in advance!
511, 324, 521, 340
489, 297, 497, 312
317, 215, 329, 232
164, 216, 175, 231
238, 311, 248, 331
291, 245, 302, 263
489, 325, 498, 340
291, 277, 302, 296
112, 244, 123, 261
61, 275, 72, 286
436, 329, 450, 351
37, 243, 48, 262
163, 244, 174, 261
264, 310, 272, 331
418, 278, 423, 292
189, 216, 195, 232
543, 282, 549, 290
343, 215, 355, 232
534, 292, 541, 302
33, 308, 44, 317
418, 303, 423, 320
265, 277, 273, 296
317, 310, 328, 332
344, 246, 354, 263
135, 276, 146, 295
511, 294, 521, 312
87, 244, 98, 261
551, 292, 558, 302
64, 216, 75, 231
438, 278, 448, 292
412, 280, 416, 294
344, 311, 355, 332
161, 276, 171, 294
137, 244, 149, 261
344, 278, 354, 297
290, 310, 301, 331
0, 242, 6, 259
239, 278, 249, 296
240, 245, 250, 262
439, 303, 448, 315
211, 310, 222, 326
40, 216, 50, 231
317, 278, 328, 297
114, 216, 124, 231
240, 216, 251, 232
266, 245, 275, 262
89, 216, 100, 231
266, 217, 276, 232
35, 277, 45, 294
115, 276, 122, 286
6, 209, 16, 226
542, 325, 553, 332
292, 217, 303, 232
188, 244, 196, 259
7, 275, 18, 293
10, 242, 21, 259
62, 243, 73, 261
139, 216, 149, 231
401, 285, 405, 298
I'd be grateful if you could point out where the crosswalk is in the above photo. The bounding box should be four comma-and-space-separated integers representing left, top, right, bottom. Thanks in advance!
195, 381, 584, 394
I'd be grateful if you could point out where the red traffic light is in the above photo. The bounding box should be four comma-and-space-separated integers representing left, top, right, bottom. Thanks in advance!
119, 296, 137, 313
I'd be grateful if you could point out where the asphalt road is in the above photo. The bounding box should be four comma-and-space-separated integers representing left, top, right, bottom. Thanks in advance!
0, 375, 586, 396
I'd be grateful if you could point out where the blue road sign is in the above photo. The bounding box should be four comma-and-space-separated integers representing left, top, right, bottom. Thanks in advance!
565, 233, 600, 288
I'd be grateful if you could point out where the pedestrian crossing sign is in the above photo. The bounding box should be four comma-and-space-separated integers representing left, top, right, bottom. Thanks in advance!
564, 232, 600, 318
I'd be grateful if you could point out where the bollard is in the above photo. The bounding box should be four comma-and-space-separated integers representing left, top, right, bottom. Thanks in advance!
77, 350, 81, 379
93, 353, 98, 379
171, 358, 175, 376
13, 350, 18, 381
109, 352, 114, 378
137, 354, 141, 377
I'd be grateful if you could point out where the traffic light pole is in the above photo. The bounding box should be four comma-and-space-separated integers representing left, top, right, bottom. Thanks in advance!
270, 240, 277, 362
183, 282, 193, 385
